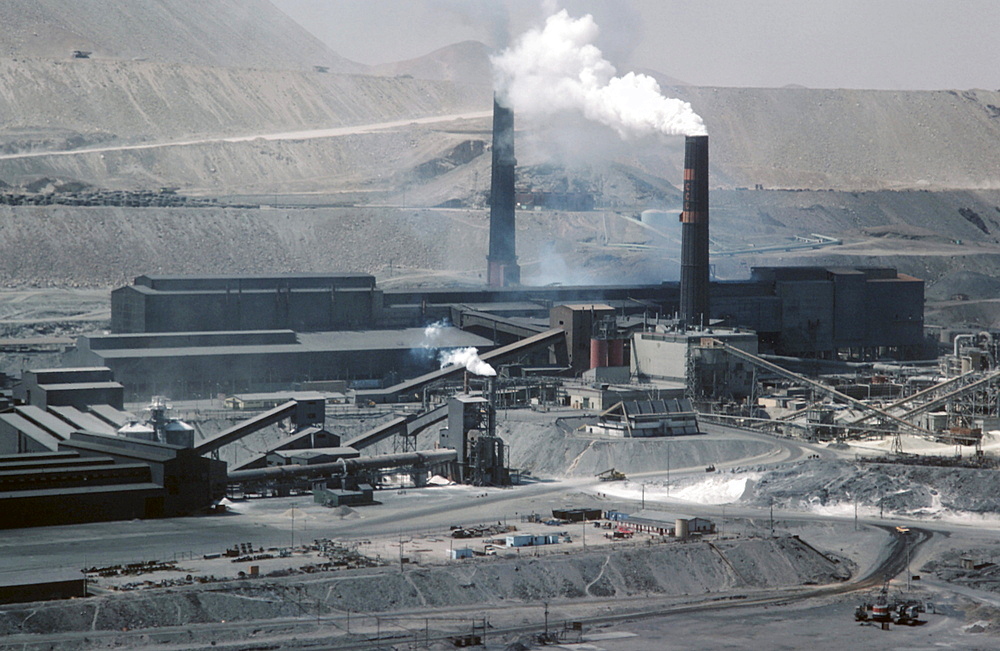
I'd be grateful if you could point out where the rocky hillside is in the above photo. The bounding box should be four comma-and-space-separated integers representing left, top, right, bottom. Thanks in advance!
676, 86, 1000, 191
0, 0, 359, 71
370, 40, 494, 84
0, 0, 999, 324
0, 56, 488, 152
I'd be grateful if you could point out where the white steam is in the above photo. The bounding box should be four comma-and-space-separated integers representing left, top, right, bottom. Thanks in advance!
423, 320, 448, 345
492, 9, 706, 139
439, 347, 497, 376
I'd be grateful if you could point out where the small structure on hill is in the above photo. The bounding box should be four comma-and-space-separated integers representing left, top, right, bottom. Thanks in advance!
586, 398, 699, 437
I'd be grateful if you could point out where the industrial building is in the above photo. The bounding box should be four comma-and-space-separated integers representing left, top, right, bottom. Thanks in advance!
631, 327, 760, 400
83, 103, 927, 409
111, 273, 382, 334
13, 367, 124, 410
586, 398, 700, 437
67, 328, 495, 401
0, 449, 166, 529
0, 97, 938, 538
89, 263, 925, 402
610, 510, 716, 537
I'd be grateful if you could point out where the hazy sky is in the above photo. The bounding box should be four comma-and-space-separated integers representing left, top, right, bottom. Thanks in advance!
271, 0, 1000, 90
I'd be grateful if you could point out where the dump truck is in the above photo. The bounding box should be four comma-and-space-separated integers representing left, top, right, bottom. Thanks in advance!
596, 468, 626, 482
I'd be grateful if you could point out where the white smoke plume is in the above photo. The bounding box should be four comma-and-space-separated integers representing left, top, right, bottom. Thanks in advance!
423, 320, 449, 345
439, 347, 497, 377
492, 9, 707, 138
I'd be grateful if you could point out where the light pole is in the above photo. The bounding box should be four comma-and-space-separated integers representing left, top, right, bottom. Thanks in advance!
905, 530, 911, 592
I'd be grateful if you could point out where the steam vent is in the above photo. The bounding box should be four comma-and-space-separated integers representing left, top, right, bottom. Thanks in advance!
679, 134, 710, 326
487, 96, 520, 287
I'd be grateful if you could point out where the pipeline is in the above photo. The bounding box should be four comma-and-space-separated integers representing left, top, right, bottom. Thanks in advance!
227, 449, 458, 483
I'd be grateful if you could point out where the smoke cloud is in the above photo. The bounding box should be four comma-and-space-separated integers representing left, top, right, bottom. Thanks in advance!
439, 347, 497, 376
423, 319, 449, 344
492, 9, 707, 138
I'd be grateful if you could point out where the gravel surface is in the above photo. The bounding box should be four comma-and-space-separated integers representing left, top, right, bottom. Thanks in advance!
731, 458, 1000, 520
0, 537, 845, 638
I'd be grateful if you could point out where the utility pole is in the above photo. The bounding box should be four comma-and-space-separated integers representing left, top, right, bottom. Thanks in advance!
666, 441, 670, 496
905, 531, 911, 592
769, 498, 774, 537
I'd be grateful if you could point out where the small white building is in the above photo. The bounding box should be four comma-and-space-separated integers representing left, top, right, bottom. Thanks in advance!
619, 510, 716, 538
505, 534, 559, 548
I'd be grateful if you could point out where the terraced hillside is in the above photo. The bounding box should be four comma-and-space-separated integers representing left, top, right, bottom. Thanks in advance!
0, 1, 998, 334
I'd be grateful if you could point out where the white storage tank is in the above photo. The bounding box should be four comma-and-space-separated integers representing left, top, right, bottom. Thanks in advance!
164, 419, 196, 447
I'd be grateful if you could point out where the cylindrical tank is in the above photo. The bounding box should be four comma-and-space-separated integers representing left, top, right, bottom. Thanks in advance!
675, 518, 689, 539
608, 339, 625, 367
164, 419, 196, 448
590, 338, 609, 369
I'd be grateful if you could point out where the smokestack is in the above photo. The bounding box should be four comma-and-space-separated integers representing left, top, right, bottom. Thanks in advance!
487, 95, 520, 287
679, 135, 709, 327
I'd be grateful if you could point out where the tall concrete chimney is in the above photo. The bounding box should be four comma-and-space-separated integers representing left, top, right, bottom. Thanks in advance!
679, 135, 709, 326
487, 96, 520, 287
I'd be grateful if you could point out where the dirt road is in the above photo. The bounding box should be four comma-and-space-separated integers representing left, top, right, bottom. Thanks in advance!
0, 110, 491, 161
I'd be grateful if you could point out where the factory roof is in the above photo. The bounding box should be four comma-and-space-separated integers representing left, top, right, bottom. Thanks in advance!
88, 404, 135, 428
0, 462, 148, 480
227, 391, 327, 402
128, 273, 376, 293
83, 330, 297, 350
555, 303, 615, 311
22, 366, 112, 375
135, 273, 373, 282
14, 406, 75, 439
82, 328, 493, 360
626, 510, 704, 525
48, 406, 117, 435
60, 436, 177, 463
38, 381, 124, 392
0, 413, 61, 450
0, 451, 77, 464
0, 482, 164, 500
0, 455, 115, 472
